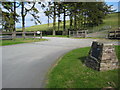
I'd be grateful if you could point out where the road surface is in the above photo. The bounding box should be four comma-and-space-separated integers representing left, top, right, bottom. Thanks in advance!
1, 37, 119, 88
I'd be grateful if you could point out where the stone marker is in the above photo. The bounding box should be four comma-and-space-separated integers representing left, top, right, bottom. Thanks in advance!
85, 41, 119, 71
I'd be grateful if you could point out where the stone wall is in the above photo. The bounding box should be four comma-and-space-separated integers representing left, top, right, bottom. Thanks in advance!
85, 41, 119, 71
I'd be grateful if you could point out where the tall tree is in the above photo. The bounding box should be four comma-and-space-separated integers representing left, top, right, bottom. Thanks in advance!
44, 2, 52, 28
74, 3, 77, 30
44, 1, 113, 32
13, 1, 16, 32
1, 2, 19, 32
0, 7, 2, 30
57, 2, 62, 31
62, 2, 69, 35
21, 2, 25, 38
53, 2, 56, 35
69, 5, 73, 30
63, 4, 66, 32
21, 2, 40, 38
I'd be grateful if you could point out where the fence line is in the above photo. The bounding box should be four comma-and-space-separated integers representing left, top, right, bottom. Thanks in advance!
69, 30, 87, 38
0, 31, 42, 40
108, 30, 120, 39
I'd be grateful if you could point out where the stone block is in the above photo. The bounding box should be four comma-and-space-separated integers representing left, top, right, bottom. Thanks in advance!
85, 41, 119, 71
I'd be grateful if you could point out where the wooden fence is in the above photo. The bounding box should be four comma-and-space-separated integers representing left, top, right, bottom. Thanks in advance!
108, 30, 120, 39
69, 30, 87, 38
0, 31, 42, 40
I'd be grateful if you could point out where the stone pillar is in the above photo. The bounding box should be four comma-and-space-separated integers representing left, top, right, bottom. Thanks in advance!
85, 41, 119, 71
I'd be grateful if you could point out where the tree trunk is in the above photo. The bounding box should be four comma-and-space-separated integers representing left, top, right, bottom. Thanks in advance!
58, 16, 60, 31
63, 6, 66, 35
74, 13, 77, 30
47, 3, 50, 30
81, 10, 84, 29
74, 3, 77, 30
48, 15, 49, 27
78, 16, 80, 29
21, 2, 25, 38
1, 11, 4, 31
13, 1, 16, 38
53, 2, 56, 36
58, 3, 60, 31
69, 11, 73, 30
78, 10, 81, 30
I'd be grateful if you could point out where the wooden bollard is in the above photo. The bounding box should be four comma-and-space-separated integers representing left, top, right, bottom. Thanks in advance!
69, 31, 71, 38
12, 31, 16, 40
34, 31, 36, 39
40, 31, 42, 39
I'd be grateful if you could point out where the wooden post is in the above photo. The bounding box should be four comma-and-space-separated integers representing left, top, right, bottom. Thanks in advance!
34, 31, 36, 39
108, 31, 110, 38
73, 31, 75, 37
12, 32, 14, 39
40, 31, 42, 39
85, 30, 87, 38
114, 30, 116, 38
14, 31, 16, 39
23, 32, 26, 39
77, 31, 78, 37
69, 31, 71, 38
12, 31, 16, 40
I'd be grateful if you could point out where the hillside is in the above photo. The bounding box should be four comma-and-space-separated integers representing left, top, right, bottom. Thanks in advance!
17, 12, 119, 32
17, 20, 70, 32
87, 12, 119, 38
89, 12, 119, 32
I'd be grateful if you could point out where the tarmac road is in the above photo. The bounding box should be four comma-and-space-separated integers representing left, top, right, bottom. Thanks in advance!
1, 37, 118, 88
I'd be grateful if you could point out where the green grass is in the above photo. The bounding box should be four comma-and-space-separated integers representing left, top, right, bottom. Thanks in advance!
17, 13, 119, 32
17, 20, 71, 32
0, 38, 47, 46
88, 12, 119, 32
46, 46, 119, 88
115, 45, 120, 60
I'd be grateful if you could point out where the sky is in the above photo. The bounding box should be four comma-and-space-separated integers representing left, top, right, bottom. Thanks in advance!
0, 1, 119, 29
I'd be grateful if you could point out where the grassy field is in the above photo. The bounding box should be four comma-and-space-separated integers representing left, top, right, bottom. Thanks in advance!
17, 20, 70, 32
17, 13, 119, 32
46, 46, 119, 88
115, 45, 120, 60
89, 12, 119, 32
0, 38, 47, 46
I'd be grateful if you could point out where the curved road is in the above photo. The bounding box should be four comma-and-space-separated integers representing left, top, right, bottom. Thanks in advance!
1, 37, 118, 88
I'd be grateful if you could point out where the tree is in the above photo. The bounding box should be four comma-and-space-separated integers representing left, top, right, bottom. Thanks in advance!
20, 2, 40, 38
44, 1, 113, 33
69, 3, 74, 30
21, 2, 25, 38
44, 2, 57, 35
0, 7, 3, 30
13, 1, 16, 32
56, 2, 62, 31
86, 2, 112, 27
1, 2, 19, 32
73, 3, 77, 30
44, 2, 52, 28
53, 2, 56, 35
62, 2, 70, 35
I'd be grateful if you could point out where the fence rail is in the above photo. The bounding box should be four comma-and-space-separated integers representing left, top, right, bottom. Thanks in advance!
69, 30, 87, 38
0, 31, 42, 40
108, 30, 120, 39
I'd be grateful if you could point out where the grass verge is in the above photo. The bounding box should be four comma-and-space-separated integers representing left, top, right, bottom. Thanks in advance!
46, 46, 119, 88
0, 38, 47, 46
